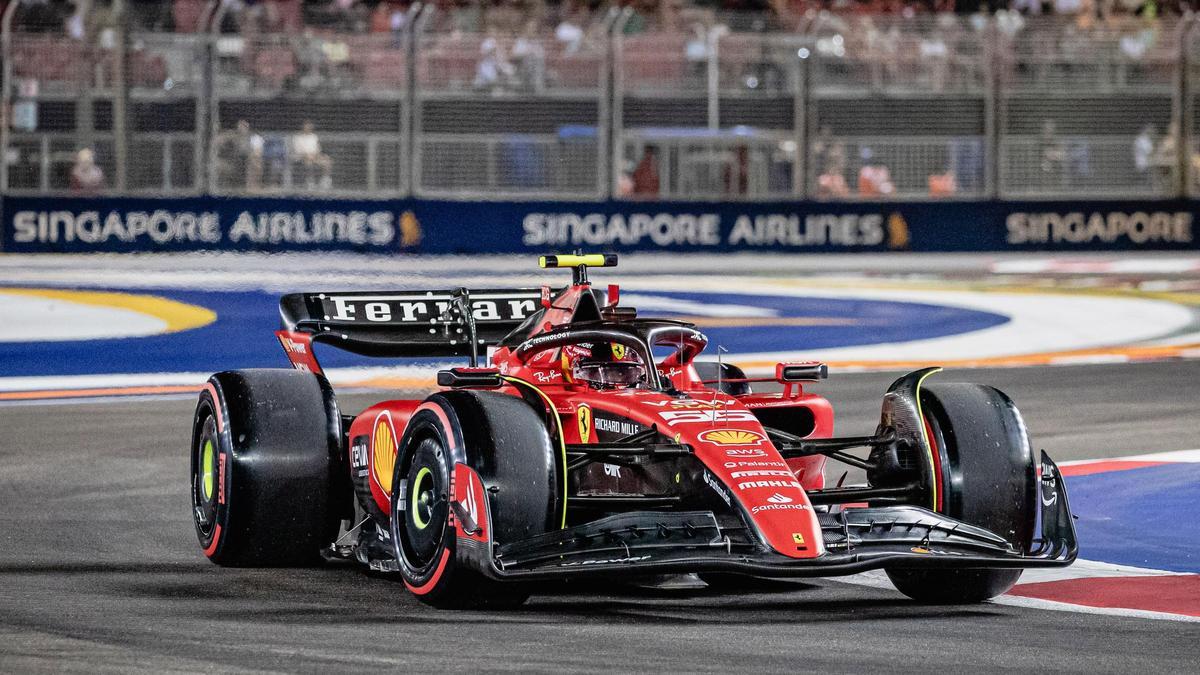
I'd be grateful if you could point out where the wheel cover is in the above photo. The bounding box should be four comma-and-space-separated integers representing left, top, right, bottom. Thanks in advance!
401, 438, 448, 568
192, 416, 219, 538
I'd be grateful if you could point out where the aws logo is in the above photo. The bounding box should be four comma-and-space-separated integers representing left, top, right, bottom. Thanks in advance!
698, 428, 765, 446
371, 411, 399, 493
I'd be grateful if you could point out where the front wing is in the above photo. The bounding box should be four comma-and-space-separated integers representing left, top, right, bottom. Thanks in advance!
463, 451, 1077, 580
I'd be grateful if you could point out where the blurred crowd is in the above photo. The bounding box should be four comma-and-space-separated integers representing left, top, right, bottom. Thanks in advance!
6, 0, 1200, 36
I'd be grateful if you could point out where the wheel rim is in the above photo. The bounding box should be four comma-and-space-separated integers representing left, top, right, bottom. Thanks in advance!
192, 415, 219, 538
401, 437, 448, 568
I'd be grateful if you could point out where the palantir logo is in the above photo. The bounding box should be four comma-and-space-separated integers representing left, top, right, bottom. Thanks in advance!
767, 493, 792, 504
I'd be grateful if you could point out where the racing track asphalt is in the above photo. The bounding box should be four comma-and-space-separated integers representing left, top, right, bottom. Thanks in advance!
1, 362, 1197, 673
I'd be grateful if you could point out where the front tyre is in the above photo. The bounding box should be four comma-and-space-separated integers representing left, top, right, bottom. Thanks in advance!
391, 392, 557, 609
886, 383, 1036, 604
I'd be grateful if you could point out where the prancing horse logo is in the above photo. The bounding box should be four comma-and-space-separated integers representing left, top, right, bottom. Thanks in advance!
577, 404, 593, 442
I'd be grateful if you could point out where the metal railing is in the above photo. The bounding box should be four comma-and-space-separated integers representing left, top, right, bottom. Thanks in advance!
5, 5, 1200, 202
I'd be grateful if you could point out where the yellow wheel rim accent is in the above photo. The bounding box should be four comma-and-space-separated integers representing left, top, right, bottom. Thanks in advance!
201, 440, 215, 501
411, 467, 433, 530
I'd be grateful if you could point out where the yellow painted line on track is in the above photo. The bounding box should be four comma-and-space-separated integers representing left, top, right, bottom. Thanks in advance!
0, 288, 216, 334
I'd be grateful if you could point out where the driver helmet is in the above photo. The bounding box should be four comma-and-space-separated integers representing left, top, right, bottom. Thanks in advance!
570, 343, 647, 390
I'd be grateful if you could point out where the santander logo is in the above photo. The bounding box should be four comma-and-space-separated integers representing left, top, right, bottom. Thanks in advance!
767, 493, 792, 504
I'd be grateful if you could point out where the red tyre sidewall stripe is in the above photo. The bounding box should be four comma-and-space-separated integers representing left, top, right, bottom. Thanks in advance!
203, 382, 224, 432
405, 548, 451, 595
403, 401, 458, 594
203, 524, 222, 557
200, 382, 227, 557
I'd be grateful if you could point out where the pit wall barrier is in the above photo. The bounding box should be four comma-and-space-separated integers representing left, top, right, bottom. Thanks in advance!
1, 196, 1196, 254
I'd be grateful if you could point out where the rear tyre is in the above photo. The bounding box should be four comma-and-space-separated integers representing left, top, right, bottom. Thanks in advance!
190, 369, 344, 566
392, 391, 557, 609
885, 383, 1036, 604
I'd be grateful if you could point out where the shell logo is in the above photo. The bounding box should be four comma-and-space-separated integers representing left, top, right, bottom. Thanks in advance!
698, 428, 765, 446
372, 411, 398, 494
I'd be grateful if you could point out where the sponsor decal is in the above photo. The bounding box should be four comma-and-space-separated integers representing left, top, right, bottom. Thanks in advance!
350, 436, 370, 478
658, 367, 683, 379
534, 370, 562, 383
576, 404, 593, 442
559, 555, 652, 567
698, 428, 766, 446
724, 460, 790, 469
10, 208, 403, 247
371, 411, 399, 494
726, 448, 768, 458
792, 532, 806, 545
767, 492, 793, 503
1006, 211, 1193, 247
751, 503, 811, 514
594, 415, 643, 436
645, 399, 725, 409
521, 212, 886, 248
738, 480, 804, 491
702, 471, 732, 507
611, 342, 626, 360
460, 468, 480, 535
322, 293, 538, 324
730, 469, 793, 479
603, 463, 622, 478
658, 409, 757, 426
217, 452, 226, 505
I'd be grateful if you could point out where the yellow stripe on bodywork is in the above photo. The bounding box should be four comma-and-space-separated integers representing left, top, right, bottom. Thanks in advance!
912, 367, 943, 510
0, 287, 215, 333
500, 375, 569, 529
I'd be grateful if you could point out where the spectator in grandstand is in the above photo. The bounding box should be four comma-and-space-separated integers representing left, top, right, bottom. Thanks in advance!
555, 5, 586, 54
1039, 119, 1067, 185
817, 162, 850, 199
928, 170, 957, 197
1134, 124, 1155, 176
857, 148, 895, 197
811, 125, 846, 179
475, 34, 516, 91
69, 147, 104, 194
513, 19, 547, 92
369, 1, 408, 36
216, 119, 265, 191
292, 120, 333, 189
631, 146, 661, 197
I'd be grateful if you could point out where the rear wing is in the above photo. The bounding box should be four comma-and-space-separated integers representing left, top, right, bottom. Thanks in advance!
277, 288, 547, 372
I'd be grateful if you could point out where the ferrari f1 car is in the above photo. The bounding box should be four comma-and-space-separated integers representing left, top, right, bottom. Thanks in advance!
190, 254, 1077, 608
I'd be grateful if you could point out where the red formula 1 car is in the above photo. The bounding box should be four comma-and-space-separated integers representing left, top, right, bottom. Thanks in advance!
190, 254, 1076, 608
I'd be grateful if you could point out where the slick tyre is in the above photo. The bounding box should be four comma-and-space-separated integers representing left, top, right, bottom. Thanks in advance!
191, 369, 345, 566
391, 391, 557, 609
886, 383, 1037, 604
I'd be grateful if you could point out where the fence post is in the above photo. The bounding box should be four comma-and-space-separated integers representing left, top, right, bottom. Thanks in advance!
1177, 18, 1191, 198
985, 17, 998, 200
794, 38, 808, 199
611, 8, 632, 198
0, 1, 16, 193
112, 0, 128, 192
